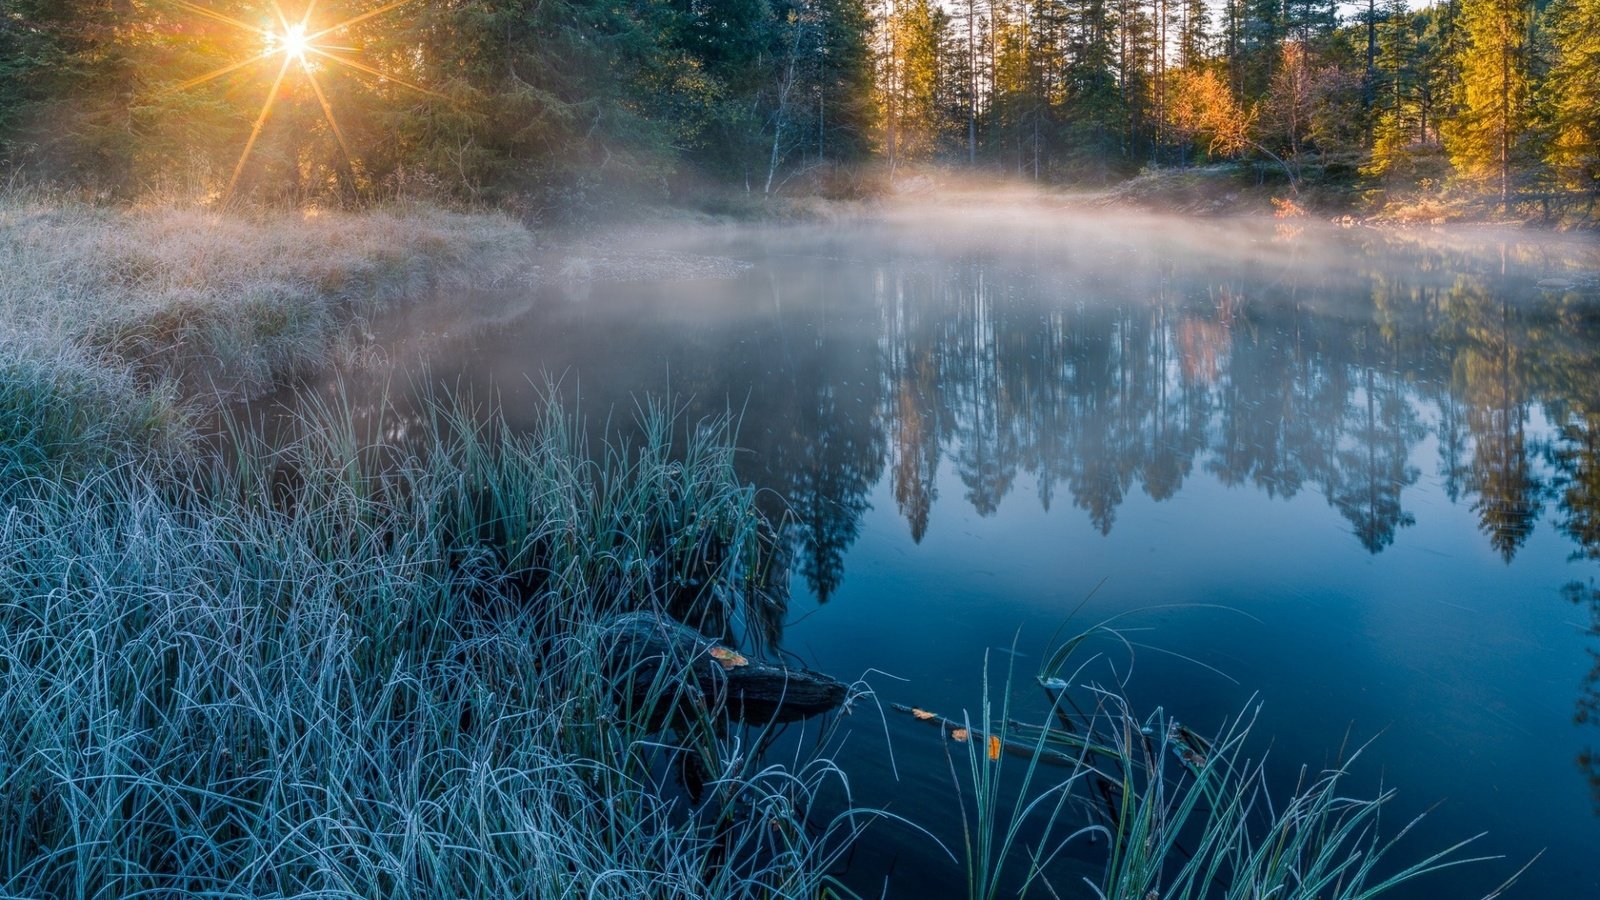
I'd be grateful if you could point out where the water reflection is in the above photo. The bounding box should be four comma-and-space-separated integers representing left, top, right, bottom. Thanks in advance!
1557, 398, 1600, 813
1567, 581, 1600, 814
656, 234, 1600, 575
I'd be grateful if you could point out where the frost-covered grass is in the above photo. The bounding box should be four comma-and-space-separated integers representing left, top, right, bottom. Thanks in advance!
0, 195, 870, 894
0, 393, 861, 898
0, 192, 531, 479
928, 630, 1520, 900
0, 195, 530, 380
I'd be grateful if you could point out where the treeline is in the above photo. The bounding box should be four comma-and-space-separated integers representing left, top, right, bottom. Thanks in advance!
874, 0, 1600, 207
1, 0, 1596, 207
0, 0, 874, 206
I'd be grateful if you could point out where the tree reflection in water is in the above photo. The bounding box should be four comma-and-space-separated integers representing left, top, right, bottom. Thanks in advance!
1556, 406, 1600, 814
1566, 581, 1600, 813
799, 244, 1591, 569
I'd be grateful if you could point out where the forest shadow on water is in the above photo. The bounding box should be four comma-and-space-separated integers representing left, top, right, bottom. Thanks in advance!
238, 206, 1600, 897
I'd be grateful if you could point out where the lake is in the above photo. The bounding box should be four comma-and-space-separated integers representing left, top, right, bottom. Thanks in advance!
250, 204, 1600, 897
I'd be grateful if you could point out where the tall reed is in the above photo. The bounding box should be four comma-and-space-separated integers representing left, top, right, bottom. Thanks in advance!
931, 628, 1514, 900
0, 388, 857, 898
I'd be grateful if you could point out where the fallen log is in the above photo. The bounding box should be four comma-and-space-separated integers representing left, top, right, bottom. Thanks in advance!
599, 611, 848, 724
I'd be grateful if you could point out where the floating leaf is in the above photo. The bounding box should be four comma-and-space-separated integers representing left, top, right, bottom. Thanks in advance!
950, 728, 969, 742
987, 735, 1002, 761
911, 708, 937, 720
708, 647, 748, 669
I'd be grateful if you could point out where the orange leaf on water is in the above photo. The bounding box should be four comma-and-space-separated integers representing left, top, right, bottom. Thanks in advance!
708, 647, 748, 669
950, 728, 969, 742
987, 735, 1002, 761
911, 708, 936, 720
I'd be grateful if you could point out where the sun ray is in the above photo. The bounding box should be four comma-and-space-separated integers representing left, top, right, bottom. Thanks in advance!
269, 0, 292, 33
301, 60, 357, 175
307, 47, 448, 99
166, 50, 278, 94
165, 0, 263, 35
226, 54, 295, 200
307, 0, 419, 43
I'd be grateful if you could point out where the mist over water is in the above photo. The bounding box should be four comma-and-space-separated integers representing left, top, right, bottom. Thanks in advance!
251, 206, 1600, 897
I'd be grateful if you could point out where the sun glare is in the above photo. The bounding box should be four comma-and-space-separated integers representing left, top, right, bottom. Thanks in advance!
276, 24, 309, 61
167, 0, 437, 200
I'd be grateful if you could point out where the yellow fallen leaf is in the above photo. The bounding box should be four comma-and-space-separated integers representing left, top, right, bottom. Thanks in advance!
911, 708, 936, 720
708, 647, 748, 669
987, 735, 1002, 761
950, 728, 969, 742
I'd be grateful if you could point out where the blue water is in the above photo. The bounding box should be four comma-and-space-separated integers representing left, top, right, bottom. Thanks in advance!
269, 210, 1600, 896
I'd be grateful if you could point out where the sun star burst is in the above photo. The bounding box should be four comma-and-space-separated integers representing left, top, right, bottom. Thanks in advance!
274, 23, 309, 61
165, 0, 439, 200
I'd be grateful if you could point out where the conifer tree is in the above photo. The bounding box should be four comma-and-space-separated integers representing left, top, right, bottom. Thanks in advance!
1065, 0, 1126, 177
1446, 0, 1534, 206
0, 1, 140, 186
1538, 0, 1600, 192
881, 0, 949, 161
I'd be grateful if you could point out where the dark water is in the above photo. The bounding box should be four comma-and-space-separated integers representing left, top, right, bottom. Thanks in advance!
264, 209, 1600, 896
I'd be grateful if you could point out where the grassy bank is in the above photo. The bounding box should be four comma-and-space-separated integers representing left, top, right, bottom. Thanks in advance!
0, 382, 1504, 897
0, 198, 867, 892
0, 393, 864, 896
0, 194, 532, 476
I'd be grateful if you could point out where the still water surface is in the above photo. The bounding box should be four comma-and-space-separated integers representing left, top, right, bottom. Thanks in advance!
268, 208, 1600, 896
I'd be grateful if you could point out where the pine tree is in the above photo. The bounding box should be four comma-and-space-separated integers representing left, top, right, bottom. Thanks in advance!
1446, 0, 1534, 206
813, 0, 879, 162
950, 0, 991, 165
881, 0, 949, 161
0, 1, 142, 187
1366, 0, 1414, 177
1064, 0, 1125, 177
1538, 0, 1600, 192
1378, 0, 1414, 122
1177, 0, 1210, 67
1417, 0, 1464, 145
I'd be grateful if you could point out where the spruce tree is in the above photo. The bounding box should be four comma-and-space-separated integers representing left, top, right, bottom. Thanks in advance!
1177, 0, 1210, 67
1538, 0, 1600, 192
1446, 0, 1534, 206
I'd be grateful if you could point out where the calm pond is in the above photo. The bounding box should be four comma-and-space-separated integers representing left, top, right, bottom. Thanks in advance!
257, 206, 1600, 897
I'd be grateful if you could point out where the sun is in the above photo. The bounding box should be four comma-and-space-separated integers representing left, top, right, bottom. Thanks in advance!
273, 23, 310, 61
164, 0, 440, 200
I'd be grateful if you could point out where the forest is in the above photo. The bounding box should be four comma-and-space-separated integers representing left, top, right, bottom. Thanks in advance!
1, 0, 1597, 216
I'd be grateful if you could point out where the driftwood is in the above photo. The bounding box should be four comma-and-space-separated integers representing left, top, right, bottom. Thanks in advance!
599, 611, 847, 724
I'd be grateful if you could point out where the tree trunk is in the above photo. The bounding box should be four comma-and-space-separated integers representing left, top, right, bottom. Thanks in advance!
968, 0, 977, 166
1365, 0, 1378, 114
766, 18, 805, 195
1500, 21, 1510, 211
